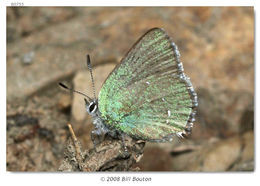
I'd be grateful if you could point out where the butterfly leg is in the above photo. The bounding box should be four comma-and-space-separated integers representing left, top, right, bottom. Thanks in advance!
119, 133, 129, 152
91, 128, 106, 147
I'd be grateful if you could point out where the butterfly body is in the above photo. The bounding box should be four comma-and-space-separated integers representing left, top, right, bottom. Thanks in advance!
85, 98, 119, 143
86, 28, 198, 142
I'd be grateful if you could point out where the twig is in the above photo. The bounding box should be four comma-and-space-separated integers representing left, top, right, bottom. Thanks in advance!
67, 123, 84, 170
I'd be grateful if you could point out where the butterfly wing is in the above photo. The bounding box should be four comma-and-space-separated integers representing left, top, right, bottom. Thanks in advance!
98, 28, 197, 141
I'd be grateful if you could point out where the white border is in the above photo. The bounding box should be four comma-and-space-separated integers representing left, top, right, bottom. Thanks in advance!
1, 1, 258, 186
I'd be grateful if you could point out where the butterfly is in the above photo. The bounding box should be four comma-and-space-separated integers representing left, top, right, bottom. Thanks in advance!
59, 28, 198, 143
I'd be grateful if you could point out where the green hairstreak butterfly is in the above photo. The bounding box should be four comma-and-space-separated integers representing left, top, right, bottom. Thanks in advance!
60, 28, 198, 143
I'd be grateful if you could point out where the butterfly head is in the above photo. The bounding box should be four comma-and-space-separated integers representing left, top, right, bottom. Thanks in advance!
59, 54, 99, 117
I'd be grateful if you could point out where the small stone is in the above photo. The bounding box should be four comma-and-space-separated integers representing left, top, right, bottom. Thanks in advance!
22, 51, 34, 65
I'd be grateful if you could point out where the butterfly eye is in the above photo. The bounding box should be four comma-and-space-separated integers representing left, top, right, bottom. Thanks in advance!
88, 102, 97, 113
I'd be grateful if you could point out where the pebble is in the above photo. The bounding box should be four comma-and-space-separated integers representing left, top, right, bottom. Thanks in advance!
22, 51, 34, 65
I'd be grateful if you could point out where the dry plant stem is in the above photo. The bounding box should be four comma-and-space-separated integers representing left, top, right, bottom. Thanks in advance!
67, 123, 77, 141
59, 123, 146, 171
67, 123, 84, 170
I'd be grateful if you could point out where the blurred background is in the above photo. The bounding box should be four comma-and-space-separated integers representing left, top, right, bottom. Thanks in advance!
7, 7, 254, 171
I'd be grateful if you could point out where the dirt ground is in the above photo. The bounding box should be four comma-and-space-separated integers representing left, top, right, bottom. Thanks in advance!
6, 7, 254, 171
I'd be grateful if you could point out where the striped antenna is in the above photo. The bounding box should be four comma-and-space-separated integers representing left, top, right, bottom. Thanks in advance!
86, 54, 97, 100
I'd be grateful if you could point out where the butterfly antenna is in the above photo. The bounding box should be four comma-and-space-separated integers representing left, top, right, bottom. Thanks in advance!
86, 54, 97, 100
58, 82, 92, 101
